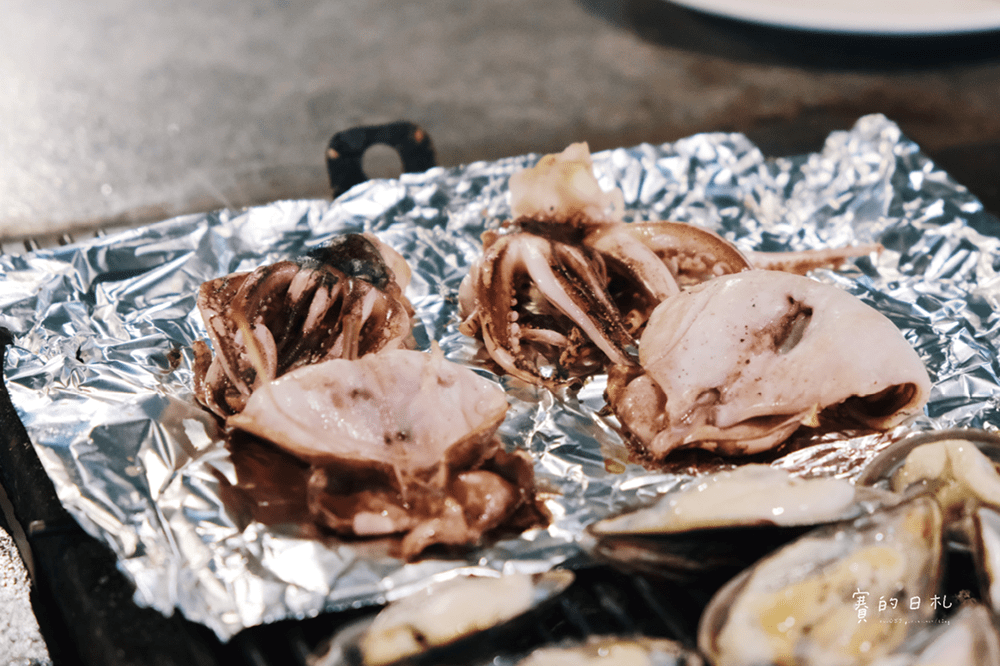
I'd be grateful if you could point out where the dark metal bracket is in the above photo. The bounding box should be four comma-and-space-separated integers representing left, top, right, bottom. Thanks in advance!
325, 120, 436, 198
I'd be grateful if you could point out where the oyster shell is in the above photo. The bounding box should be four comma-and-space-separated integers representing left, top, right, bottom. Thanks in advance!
592, 464, 895, 535
588, 464, 899, 581
879, 602, 1000, 666
698, 496, 944, 666
513, 635, 704, 666
857, 428, 1000, 544
972, 506, 1000, 618
311, 570, 575, 666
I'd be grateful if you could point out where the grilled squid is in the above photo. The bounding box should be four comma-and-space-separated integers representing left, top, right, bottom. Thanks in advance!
226, 346, 543, 559
458, 142, 881, 390
458, 143, 751, 388
193, 233, 414, 418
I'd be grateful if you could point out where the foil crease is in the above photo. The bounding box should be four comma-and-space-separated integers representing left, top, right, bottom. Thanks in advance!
2, 114, 999, 640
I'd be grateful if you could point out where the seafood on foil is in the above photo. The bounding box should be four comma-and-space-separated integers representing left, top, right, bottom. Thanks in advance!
5, 116, 997, 645
583, 429, 1000, 665
890, 440, 1000, 516
192, 231, 543, 559
193, 233, 415, 418
605, 270, 931, 465
697, 495, 944, 666
458, 143, 753, 389
225, 345, 545, 559
311, 570, 575, 666
458, 143, 883, 393
587, 464, 899, 580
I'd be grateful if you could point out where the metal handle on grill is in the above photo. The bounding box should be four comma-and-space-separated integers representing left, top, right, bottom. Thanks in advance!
326, 120, 437, 197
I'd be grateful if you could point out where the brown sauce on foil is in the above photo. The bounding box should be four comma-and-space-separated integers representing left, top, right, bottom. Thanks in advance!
215, 431, 550, 560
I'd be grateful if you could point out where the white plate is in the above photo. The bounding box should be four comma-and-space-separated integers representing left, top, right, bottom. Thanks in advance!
668, 0, 1000, 35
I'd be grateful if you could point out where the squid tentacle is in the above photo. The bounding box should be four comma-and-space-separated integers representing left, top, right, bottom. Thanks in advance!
194, 234, 415, 419
477, 234, 636, 387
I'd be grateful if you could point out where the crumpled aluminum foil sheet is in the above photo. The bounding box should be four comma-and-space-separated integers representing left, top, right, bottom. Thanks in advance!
2, 113, 999, 641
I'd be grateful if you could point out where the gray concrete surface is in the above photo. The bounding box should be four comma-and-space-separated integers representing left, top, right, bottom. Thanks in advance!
3, 0, 1000, 244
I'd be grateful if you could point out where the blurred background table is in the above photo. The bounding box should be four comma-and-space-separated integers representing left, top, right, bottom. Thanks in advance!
2, 0, 999, 249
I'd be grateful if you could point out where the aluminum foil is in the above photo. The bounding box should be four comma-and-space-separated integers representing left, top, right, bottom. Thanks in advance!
2, 114, 999, 641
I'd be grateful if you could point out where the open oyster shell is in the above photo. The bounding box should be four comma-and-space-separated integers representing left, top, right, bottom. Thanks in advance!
586, 464, 899, 582
972, 506, 1000, 618
857, 428, 1000, 545
512, 635, 704, 666
878, 602, 1000, 666
311, 570, 575, 666
697, 496, 944, 666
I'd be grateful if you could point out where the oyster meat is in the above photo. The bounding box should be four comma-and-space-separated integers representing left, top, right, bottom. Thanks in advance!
607, 269, 931, 464
514, 636, 704, 666
698, 496, 944, 666
226, 346, 544, 559
313, 571, 574, 666
891, 438, 1000, 523
858, 430, 1000, 544
589, 464, 898, 580
591, 464, 894, 536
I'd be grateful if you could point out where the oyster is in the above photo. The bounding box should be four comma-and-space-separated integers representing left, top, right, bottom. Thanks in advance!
226, 346, 544, 559
592, 464, 894, 535
879, 602, 1000, 666
311, 570, 575, 666
857, 428, 1000, 543
193, 233, 414, 418
513, 635, 704, 666
972, 506, 1000, 617
698, 496, 944, 666
607, 270, 931, 465
588, 464, 898, 580
892, 440, 1000, 513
